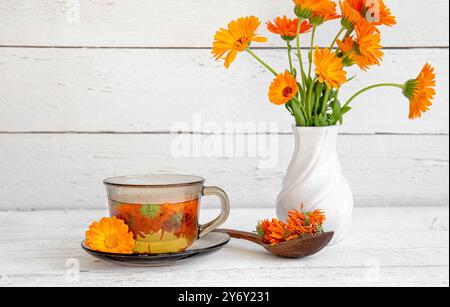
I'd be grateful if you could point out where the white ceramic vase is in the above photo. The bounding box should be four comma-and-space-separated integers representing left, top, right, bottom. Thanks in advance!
276, 125, 353, 244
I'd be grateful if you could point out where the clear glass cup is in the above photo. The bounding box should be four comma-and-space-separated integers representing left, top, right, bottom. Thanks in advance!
104, 174, 230, 254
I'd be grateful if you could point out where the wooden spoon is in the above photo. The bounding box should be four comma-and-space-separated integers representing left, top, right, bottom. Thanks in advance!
218, 229, 334, 258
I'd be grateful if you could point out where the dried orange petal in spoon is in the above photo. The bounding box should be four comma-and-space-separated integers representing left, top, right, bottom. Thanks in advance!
219, 205, 333, 258
257, 206, 326, 245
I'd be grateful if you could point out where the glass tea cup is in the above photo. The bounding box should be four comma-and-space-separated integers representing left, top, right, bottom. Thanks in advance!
104, 174, 230, 254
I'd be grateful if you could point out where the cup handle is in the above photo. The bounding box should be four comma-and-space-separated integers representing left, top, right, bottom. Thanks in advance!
198, 186, 230, 238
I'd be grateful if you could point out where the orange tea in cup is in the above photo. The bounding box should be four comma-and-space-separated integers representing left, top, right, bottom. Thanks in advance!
104, 175, 230, 254
109, 199, 199, 254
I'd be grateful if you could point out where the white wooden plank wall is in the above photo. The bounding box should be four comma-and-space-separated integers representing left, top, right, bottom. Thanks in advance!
0, 1, 448, 210
0, 48, 448, 134
0, 0, 448, 47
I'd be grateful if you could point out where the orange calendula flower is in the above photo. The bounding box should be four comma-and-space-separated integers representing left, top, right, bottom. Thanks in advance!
354, 21, 383, 67
257, 219, 291, 245
307, 209, 327, 232
336, 22, 382, 71
257, 205, 327, 245
403, 64, 436, 120
287, 209, 313, 236
314, 47, 347, 88
337, 36, 362, 69
293, 0, 339, 25
339, 0, 362, 29
212, 16, 267, 68
346, 0, 396, 27
267, 16, 312, 41
310, 10, 340, 26
368, 0, 396, 27
86, 217, 135, 254
268, 71, 299, 105
116, 203, 141, 220
337, 36, 355, 54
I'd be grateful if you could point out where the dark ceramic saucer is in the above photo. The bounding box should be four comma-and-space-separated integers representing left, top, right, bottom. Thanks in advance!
81, 231, 230, 267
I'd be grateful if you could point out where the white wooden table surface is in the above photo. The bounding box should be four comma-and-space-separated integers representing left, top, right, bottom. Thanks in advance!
0, 207, 448, 287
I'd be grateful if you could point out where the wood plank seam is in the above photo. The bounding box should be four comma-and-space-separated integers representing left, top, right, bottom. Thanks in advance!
0, 132, 448, 136
0, 46, 449, 50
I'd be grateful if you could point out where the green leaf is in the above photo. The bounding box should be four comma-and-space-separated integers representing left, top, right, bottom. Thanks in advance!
341, 105, 352, 115
256, 222, 265, 236
285, 101, 294, 115
330, 98, 343, 125
347, 75, 357, 82
313, 83, 324, 114
299, 87, 306, 102
314, 115, 321, 126
292, 99, 306, 126
301, 70, 308, 88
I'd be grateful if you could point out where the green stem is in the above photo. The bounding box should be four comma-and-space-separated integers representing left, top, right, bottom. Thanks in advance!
246, 49, 278, 76
335, 88, 340, 101
306, 77, 317, 119
343, 83, 405, 109
321, 87, 331, 114
308, 26, 317, 79
341, 51, 352, 61
296, 18, 306, 84
287, 42, 294, 74
343, 28, 353, 40
314, 84, 323, 114
330, 26, 345, 49
294, 96, 309, 117
285, 102, 294, 115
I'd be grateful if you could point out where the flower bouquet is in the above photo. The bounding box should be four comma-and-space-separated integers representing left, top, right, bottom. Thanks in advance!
211, 0, 437, 243
212, 0, 436, 125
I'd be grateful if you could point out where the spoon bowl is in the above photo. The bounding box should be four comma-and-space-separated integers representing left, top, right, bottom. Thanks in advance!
218, 229, 333, 258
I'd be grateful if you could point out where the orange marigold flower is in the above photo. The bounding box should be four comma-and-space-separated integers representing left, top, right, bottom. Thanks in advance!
212, 16, 267, 68
257, 205, 327, 245
310, 10, 340, 26
308, 209, 327, 232
293, 0, 339, 25
268, 219, 290, 244
403, 64, 436, 120
258, 219, 291, 245
287, 207, 326, 234
287, 209, 313, 236
177, 200, 199, 241
354, 20, 384, 67
337, 36, 365, 69
351, 54, 372, 71
86, 217, 135, 254
267, 16, 312, 41
337, 36, 356, 55
346, 0, 396, 27
339, 0, 362, 29
314, 47, 347, 88
336, 23, 381, 72
337, 41, 371, 71
160, 203, 185, 233
116, 203, 141, 220
257, 219, 271, 237
367, 0, 396, 27
268, 71, 299, 105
